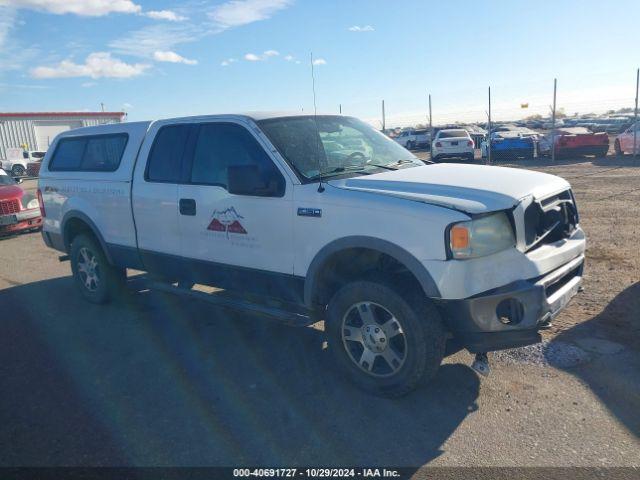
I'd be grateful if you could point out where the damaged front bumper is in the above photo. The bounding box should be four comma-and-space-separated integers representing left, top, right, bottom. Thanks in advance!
438, 254, 584, 353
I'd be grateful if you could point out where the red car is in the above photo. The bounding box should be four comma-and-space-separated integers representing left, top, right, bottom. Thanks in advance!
538, 127, 609, 158
0, 170, 42, 236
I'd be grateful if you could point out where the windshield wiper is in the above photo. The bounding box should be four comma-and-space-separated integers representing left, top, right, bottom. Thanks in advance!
309, 165, 374, 180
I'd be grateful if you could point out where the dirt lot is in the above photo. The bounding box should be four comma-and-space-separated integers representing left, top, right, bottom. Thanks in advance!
0, 158, 639, 469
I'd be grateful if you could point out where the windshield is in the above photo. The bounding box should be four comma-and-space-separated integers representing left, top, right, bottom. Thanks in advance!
0, 173, 16, 186
258, 115, 423, 181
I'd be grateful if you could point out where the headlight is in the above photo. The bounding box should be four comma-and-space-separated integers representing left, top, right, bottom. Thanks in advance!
448, 211, 515, 259
26, 198, 40, 209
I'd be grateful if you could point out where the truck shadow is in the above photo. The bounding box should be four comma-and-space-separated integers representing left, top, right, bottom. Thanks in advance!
549, 281, 640, 438
0, 275, 480, 467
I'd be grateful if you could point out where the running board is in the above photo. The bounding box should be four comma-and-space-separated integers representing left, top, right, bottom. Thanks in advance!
145, 280, 314, 327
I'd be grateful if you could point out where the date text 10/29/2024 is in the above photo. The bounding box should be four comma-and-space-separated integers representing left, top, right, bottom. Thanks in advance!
233, 468, 401, 478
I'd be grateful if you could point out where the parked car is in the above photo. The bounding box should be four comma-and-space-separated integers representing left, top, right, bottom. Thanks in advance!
542, 119, 565, 129
431, 129, 475, 161
481, 132, 535, 160
538, 127, 609, 158
0, 169, 42, 235
38, 113, 585, 397
394, 128, 430, 150
614, 121, 640, 155
0, 148, 46, 177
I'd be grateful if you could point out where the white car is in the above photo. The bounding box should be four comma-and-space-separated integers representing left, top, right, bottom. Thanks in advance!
0, 148, 46, 177
614, 121, 640, 155
38, 113, 585, 397
431, 129, 475, 161
394, 128, 430, 150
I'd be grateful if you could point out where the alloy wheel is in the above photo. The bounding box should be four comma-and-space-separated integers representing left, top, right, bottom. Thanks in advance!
341, 301, 407, 377
77, 247, 101, 292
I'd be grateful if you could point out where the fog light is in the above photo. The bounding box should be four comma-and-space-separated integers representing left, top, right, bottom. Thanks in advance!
496, 298, 524, 325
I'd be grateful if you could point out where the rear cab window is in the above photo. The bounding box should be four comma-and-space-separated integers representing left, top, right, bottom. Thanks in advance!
145, 124, 192, 183
49, 134, 128, 172
438, 130, 469, 139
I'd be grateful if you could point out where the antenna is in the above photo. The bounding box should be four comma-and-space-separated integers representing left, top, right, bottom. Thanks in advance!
311, 52, 324, 192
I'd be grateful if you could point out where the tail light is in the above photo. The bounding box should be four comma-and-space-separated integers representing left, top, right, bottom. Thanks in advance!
37, 188, 46, 218
435, 142, 442, 147
467, 140, 474, 147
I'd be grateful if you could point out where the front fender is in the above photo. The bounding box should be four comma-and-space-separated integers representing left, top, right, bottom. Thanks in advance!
304, 235, 441, 307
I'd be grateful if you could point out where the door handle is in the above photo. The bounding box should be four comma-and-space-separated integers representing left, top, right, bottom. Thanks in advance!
179, 198, 196, 216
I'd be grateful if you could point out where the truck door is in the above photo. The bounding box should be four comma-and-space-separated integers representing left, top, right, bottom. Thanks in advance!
131, 123, 191, 279
177, 120, 295, 297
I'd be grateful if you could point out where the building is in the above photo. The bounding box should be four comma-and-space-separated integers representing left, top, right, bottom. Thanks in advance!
0, 111, 125, 158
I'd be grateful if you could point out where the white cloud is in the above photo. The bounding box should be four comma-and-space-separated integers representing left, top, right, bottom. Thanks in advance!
0, 5, 15, 51
221, 58, 237, 66
144, 10, 186, 21
243, 50, 281, 62
153, 50, 197, 65
284, 54, 293, 61
209, 0, 292, 29
31, 52, 150, 79
312, 58, 326, 66
3, 0, 141, 16
348, 25, 374, 32
109, 24, 201, 58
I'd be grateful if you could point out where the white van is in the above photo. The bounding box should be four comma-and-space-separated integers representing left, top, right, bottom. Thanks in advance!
38, 113, 585, 396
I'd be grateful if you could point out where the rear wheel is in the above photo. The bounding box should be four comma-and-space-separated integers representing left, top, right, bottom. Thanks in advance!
326, 278, 446, 397
70, 233, 125, 304
11, 164, 25, 177
614, 139, 624, 156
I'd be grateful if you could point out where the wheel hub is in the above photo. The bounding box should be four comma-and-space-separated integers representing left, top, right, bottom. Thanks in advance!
362, 324, 387, 353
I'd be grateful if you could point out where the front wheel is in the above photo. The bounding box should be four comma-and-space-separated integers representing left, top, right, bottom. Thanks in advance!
70, 233, 125, 304
326, 278, 446, 397
11, 164, 25, 177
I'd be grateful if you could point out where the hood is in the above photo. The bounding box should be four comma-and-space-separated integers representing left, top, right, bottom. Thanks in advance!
0, 184, 24, 201
330, 163, 570, 214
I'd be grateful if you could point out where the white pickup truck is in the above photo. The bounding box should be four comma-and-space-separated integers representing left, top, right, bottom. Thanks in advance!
38, 113, 585, 397
1, 148, 46, 177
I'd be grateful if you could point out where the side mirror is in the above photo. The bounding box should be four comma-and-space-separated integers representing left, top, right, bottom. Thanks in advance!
227, 165, 284, 197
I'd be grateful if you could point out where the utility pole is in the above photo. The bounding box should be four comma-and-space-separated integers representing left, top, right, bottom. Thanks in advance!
634, 68, 638, 159
551, 78, 557, 162
339, 104, 342, 114
487, 86, 492, 165
428, 93, 433, 152
100, 102, 105, 112
382, 99, 386, 132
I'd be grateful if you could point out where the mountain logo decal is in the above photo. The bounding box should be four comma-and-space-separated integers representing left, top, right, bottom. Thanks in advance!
207, 207, 247, 237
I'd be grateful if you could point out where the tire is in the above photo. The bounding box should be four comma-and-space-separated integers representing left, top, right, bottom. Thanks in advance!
466, 153, 475, 162
406, 141, 415, 150
11, 164, 25, 177
326, 277, 446, 397
69, 233, 125, 304
614, 140, 624, 156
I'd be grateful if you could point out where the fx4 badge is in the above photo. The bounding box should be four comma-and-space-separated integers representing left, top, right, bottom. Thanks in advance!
208, 207, 247, 237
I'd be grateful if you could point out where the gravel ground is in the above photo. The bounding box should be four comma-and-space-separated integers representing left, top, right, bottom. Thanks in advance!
1, 159, 639, 468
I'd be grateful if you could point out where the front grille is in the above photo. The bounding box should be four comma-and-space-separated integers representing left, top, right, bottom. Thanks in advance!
0, 199, 20, 215
524, 189, 578, 251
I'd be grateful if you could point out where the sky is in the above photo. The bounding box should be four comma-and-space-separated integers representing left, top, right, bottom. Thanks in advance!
0, 0, 639, 127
